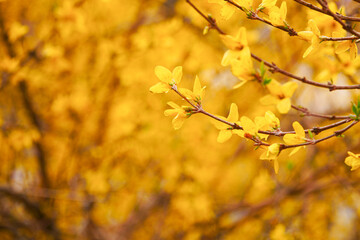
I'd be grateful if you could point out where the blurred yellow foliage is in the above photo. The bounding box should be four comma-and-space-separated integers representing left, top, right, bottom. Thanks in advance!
0, 0, 360, 239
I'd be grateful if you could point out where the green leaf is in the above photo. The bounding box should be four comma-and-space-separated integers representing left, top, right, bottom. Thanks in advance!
352, 102, 359, 117
263, 77, 272, 86
260, 61, 266, 78
308, 129, 313, 139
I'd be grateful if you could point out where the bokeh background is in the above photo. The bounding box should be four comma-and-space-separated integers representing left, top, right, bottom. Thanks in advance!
1, 0, 360, 239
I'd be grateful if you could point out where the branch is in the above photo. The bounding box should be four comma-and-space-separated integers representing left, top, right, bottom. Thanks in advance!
294, 0, 360, 22
315, 0, 360, 38
186, 0, 360, 91
224, 0, 298, 36
291, 105, 352, 119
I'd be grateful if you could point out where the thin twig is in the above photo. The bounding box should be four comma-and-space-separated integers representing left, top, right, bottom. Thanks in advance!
291, 105, 351, 119
294, 0, 360, 22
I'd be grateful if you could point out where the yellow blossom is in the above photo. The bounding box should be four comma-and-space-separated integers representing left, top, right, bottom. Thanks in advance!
298, 19, 321, 58
164, 101, 191, 130
345, 151, 360, 171
335, 40, 358, 60
220, 27, 248, 51
208, 0, 239, 20
221, 27, 249, 67
260, 79, 298, 114
179, 76, 206, 104
213, 103, 240, 143
267, 1, 287, 27
283, 121, 307, 156
227, 47, 254, 88
260, 143, 281, 174
255, 111, 280, 139
240, 116, 258, 138
257, 0, 277, 11
150, 66, 182, 93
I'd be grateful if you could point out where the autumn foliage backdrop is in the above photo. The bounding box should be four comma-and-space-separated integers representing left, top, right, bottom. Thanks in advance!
1, 0, 360, 239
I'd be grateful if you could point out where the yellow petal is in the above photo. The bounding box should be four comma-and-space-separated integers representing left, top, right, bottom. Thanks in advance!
266, 79, 283, 96
269, 7, 282, 26
265, 111, 280, 127
228, 103, 239, 122
293, 121, 305, 138
220, 3, 235, 20
236, 27, 248, 47
155, 66, 172, 83
217, 130, 232, 143
193, 75, 205, 100
240, 116, 257, 135
277, 98, 291, 114
167, 101, 180, 109
164, 109, 179, 117
149, 82, 170, 93
172, 114, 185, 130
298, 31, 314, 41
212, 115, 229, 130
280, 1, 287, 20
172, 66, 183, 84
233, 81, 247, 89
274, 158, 279, 174
335, 41, 350, 54
260, 94, 280, 105
289, 146, 301, 156
232, 129, 245, 137
179, 88, 195, 100
303, 45, 313, 58
283, 134, 298, 145
282, 81, 298, 98
221, 50, 242, 66
350, 42, 357, 60
309, 19, 320, 36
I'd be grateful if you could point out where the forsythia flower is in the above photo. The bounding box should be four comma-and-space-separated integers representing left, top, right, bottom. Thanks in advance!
260, 143, 281, 174
298, 19, 321, 58
179, 76, 206, 104
267, 1, 287, 27
164, 101, 191, 130
255, 111, 280, 139
257, 0, 277, 11
213, 103, 242, 143
229, 48, 254, 88
208, 0, 248, 20
345, 151, 360, 171
149, 66, 182, 93
283, 121, 307, 156
220, 27, 248, 51
335, 40, 358, 61
260, 79, 298, 114
239, 116, 259, 139
221, 27, 249, 67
